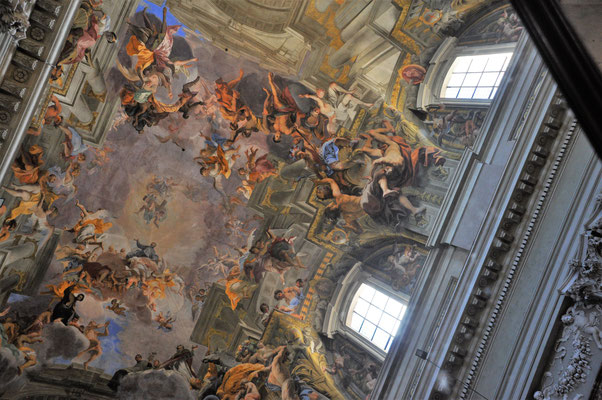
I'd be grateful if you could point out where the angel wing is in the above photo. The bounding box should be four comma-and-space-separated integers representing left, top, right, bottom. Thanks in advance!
116, 60, 141, 83
246, 228, 258, 250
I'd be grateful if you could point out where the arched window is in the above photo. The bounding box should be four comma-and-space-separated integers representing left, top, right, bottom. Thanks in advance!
440, 52, 512, 100
416, 38, 517, 108
346, 283, 407, 352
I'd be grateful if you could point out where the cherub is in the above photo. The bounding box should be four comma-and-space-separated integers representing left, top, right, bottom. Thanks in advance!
237, 147, 277, 198
195, 144, 240, 179
154, 311, 175, 331
76, 320, 110, 369
27, 95, 63, 136
106, 298, 126, 316
87, 145, 114, 170
199, 246, 237, 277
16, 333, 43, 375
562, 306, 602, 349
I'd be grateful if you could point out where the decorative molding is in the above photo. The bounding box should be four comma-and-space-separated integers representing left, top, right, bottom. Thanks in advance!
509, 0, 602, 158
532, 191, 602, 400
0, 0, 82, 185
428, 91, 571, 399
461, 116, 579, 398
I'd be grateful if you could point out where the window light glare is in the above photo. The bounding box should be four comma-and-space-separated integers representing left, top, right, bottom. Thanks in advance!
442, 52, 513, 100
347, 284, 407, 352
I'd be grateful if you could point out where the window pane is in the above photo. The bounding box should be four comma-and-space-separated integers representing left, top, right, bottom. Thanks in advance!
355, 298, 370, 317
350, 312, 364, 331
444, 87, 459, 98
480, 72, 499, 86
502, 55, 511, 71
467, 56, 488, 72
489, 87, 498, 99
484, 54, 508, 71
366, 305, 383, 324
385, 338, 393, 352
372, 291, 389, 308
442, 52, 513, 101
458, 87, 476, 98
393, 319, 401, 335
385, 297, 403, 317
359, 320, 376, 339
448, 73, 465, 87
372, 328, 390, 350
359, 284, 375, 302
463, 73, 481, 87
398, 306, 407, 321
495, 72, 505, 86
473, 87, 493, 99
453, 56, 472, 73
379, 312, 398, 334
347, 283, 408, 353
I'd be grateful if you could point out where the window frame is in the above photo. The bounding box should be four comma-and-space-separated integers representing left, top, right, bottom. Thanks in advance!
345, 282, 408, 353
417, 38, 517, 109
439, 51, 513, 102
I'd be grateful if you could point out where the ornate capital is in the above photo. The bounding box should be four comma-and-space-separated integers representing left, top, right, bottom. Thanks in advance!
0, 1, 30, 42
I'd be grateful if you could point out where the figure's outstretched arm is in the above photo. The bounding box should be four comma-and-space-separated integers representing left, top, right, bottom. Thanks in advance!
366, 129, 396, 146
99, 322, 110, 336
74, 200, 89, 216
329, 82, 353, 95
0, 306, 10, 318
316, 177, 341, 198
227, 69, 244, 89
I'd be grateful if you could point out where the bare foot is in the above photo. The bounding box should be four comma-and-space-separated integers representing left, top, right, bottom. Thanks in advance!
412, 205, 427, 216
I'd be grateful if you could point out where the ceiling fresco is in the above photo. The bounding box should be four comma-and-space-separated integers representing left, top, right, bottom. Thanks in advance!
0, 0, 522, 399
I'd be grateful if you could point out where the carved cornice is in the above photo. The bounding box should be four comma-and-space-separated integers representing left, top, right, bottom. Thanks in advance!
429, 92, 571, 399
0, 0, 81, 184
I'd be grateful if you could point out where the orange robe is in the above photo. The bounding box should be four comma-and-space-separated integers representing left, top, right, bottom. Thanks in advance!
216, 363, 266, 400
73, 218, 112, 235
126, 36, 155, 73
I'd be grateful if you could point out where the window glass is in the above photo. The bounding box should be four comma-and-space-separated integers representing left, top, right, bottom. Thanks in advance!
441, 52, 513, 100
347, 283, 407, 352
